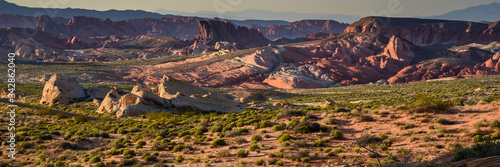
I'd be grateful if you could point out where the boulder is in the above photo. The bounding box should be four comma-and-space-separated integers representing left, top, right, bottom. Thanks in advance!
86, 86, 114, 100
214, 41, 238, 51
40, 74, 85, 105
116, 103, 162, 118
131, 85, 171, 108
194, 19, 270, 48
158, 75, 242, 112
382, 35, 415, 63
96, 89, 121, 113
322, 99, 336, 108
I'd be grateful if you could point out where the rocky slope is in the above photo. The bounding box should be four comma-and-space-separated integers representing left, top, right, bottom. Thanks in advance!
37, 15, 139, 37
126, 16, 202, 40
249, 20, 348, 40
344, 16, 500, 46
194, 19, 270, 48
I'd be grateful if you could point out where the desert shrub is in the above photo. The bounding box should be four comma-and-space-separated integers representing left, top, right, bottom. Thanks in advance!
172, 145, 185, 152
249, 143, 260, 151
453, 141, 500, 162
251, 135, 263, 142
143, 155, 157, 162
216, 149, 230, 158
383, 139, 393, 147
358, 115, 375, 122
272, 123, 287, 131
294, 139, 308, 147
277, 110, 305, 119
292, 121, 321, 133
224, 130, 241, 137
408, 93, 451, 112
211, 139, 226, 148
55, 113, 69, 119
335, 147, 343, 153
255, 158, 265, 166
210, 123, 223, 132
331, 130, 343, 139
436, 118, 453, 125
473, 135, 483, 143
236, 149, 249, 158
256, 120, 272, 129
35, 109, 51, 115
278, 133, 292, 143
233, 137, 247, 144
136, 141, 146, 149
174, 155, 184, 164
313, 139, 325, 147
74, 115, 89, 123
491, 120, 500, 129
89, 156, 101, 164
358, 135, 382, 146
276, 160, 284, 166
301, 157, 311, 163
325, 119, 336, 125
493, 132, 500, 140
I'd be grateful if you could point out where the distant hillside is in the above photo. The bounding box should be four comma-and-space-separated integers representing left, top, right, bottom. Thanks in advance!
427, 2, 500, 22
156, 8, 362, 24
0, 0, 174, 21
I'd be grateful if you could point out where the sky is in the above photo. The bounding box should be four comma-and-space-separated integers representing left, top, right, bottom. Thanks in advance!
5, 0, 500, 17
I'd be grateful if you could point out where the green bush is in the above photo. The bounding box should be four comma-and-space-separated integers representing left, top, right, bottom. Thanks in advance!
74, 115, 89, 123
255, 158, 265, 166
251, 135, 263, 142
301, 157, 311, 163
491, 120, 500, 129
173, 145, 185, 152
249, 143, 260, 151
358, 115, 375, 122
55, 113, 69, 119
276, 160, 284, 166
493, 132, 500, 140
136, 141, 146, 149
35, 109, 51, 115
174, 155, 184, 164
313, 139, 325, 147
272, 123, 287, 131
331, 130, 343, 139
236, 149, 249, 158
211, 139, 227, 148
473, 135, 483, 143
89, 156, 101, 164
278, 133, 292, 143
453, 141, 500, 162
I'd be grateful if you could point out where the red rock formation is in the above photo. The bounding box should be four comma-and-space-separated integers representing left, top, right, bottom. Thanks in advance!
249, 20, 348, 40
344, 17, 500, 46
36, 15, 139, 37
126, 16, 201, 40
194, 19, 270, 48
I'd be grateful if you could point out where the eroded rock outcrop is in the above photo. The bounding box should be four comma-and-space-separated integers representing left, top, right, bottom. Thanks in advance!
195, 19, 270, 48
37, 15, 140, 37
158, 75, 242, 112
264, 64, 337, 89
40, 74, 85, 105
96, 89, 121, 113
86, 86, 114, 100
344, 16, 500, 46
249, 20, 348, 40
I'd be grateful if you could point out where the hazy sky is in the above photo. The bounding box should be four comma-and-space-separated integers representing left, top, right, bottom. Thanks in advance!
6, 0, 500, 17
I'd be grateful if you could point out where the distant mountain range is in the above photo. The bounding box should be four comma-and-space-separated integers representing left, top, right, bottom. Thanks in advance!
155, 8, 362, 24
0, 0, 173, 21
426, 2, 500, 22
1, 0, 500, 27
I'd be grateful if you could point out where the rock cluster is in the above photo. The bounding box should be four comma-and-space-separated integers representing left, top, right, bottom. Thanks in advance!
195, 19, 270, 48
344, 16, 500, 46
40, 74, 85, 105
